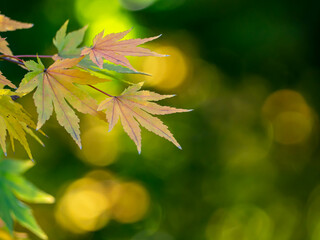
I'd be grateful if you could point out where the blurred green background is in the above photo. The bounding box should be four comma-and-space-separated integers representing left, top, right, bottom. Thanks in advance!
1, 0, 320, 239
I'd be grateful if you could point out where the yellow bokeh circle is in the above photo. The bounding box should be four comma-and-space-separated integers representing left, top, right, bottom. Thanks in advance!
111, 182, 150, 223
55, 177, 112, 233
273, 111, 313, 145
142, 45, 189, 90
80, 126, 119, 166
55, 171, 151, 234
262, 89, 314, 145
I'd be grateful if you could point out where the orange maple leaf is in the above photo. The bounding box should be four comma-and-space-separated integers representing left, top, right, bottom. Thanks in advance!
0, 71, 16, 88
0, 13, 33, 32
98, 83, 191, 153
17, 57, 109, 148
81, 29, 166, 71
0, 37, 12, 55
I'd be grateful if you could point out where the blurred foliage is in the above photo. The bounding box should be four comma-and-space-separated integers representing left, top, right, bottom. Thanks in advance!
0, 155, 54, 239
0, 0, 320, 239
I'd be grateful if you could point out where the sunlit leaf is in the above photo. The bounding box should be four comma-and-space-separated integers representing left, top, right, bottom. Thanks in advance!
17, 57, 109, 148
52, 23, 149, 75
0, 90, 43, 159
81, 29, 166, 71
98, 83, 191, 153
53, 20, 87, 58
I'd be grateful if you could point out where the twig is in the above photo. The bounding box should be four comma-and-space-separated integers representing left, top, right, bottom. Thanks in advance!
88, 84, 114, 97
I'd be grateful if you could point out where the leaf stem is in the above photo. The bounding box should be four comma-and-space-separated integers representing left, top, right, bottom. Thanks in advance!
0, 54, 23, 62
0, 56, 24, 66
88, 84, 114, 97
14, 55, 53, 58
0, 54, 53, 67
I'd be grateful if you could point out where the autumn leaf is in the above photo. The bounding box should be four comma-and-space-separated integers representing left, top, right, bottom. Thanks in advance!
98, 83, 190, 153
0, 89, 43, 159
0, 37, 12, 55
0, 13, 33, 32
52, 23, 149, 76
53, 20, 87, 58
0, 157, 54, 239
17, 57, 110, 148
81, 29, 166, 72
0, 71, 16, 88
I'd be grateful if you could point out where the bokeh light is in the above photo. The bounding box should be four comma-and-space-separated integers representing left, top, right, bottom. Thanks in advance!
267, 200, 300, 240
79, 125, 119, 166
75, 0, 136, 43
140, 44, 190, 90
273, 111, 312, 145
55, 175, 113, 233
206, 206, 273, 240
75, 0, 122, 22
55, 170, 150, 234
111, 182, 150, 223
262, 90, 314, 145
0, 230, 12, 240
0, 229, 29, 240
83, 15, 135, 45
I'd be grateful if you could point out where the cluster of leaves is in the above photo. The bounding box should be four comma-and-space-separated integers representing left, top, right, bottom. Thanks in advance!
0, 14, 40, 160
1, 17, 189, 155
0, 13, 189, 237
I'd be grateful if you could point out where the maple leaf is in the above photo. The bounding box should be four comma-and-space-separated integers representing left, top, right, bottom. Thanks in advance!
53, 20, 87, 58
0, 71, 16, 88
81, 29, 166, 71
52, 22, 149, 76
0, 37, 12, 55
98, 83, 191, 153
0, 89, 43, 159
0, 13, 33, 32
0, 158, 54, 239
17, 57, 110, 148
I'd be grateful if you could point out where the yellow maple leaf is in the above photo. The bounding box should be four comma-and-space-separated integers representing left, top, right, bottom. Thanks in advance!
0, 89, 43, 159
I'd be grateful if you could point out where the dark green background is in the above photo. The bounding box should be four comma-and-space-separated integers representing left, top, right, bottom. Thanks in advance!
1, 0, 320, 239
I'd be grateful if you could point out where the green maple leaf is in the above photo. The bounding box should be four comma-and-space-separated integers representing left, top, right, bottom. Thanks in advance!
79, 56, 149, 76
53, 20, 87, 58
0, 155, 54, 239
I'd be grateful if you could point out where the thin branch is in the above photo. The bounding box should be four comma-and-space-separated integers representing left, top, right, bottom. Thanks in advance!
88, 84, 114, 97
0, 56, 24, 66
14, 55, 53, 58
0, 54, 23, 62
